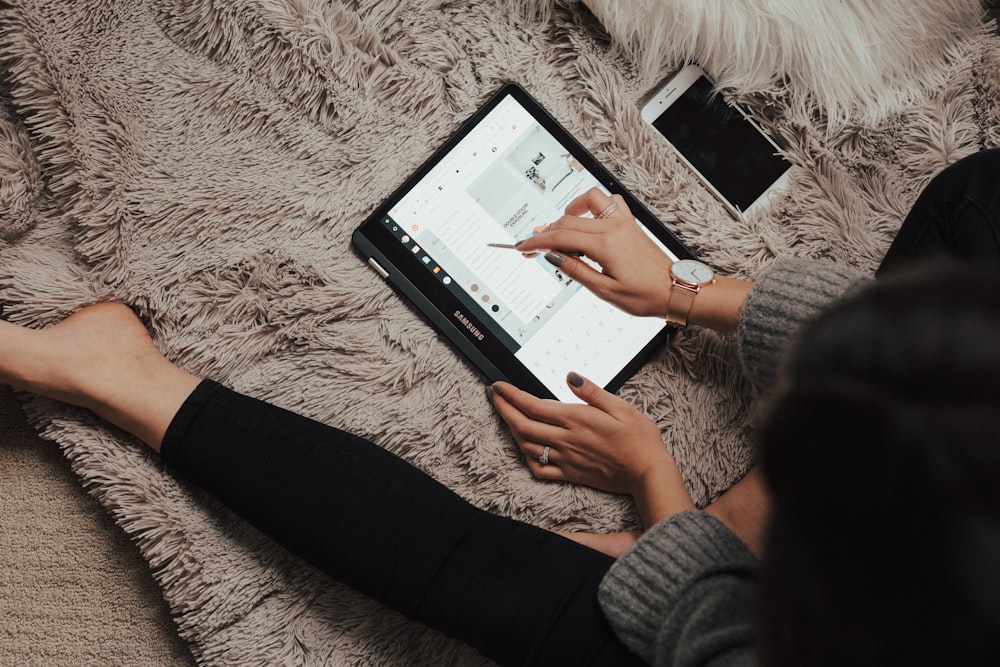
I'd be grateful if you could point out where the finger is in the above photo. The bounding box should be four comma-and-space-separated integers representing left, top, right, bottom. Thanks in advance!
568, 191, 629, 220
513, 218, 599, 254
516, 441, 567, 481
524, 454, 569, 482
596, 193, 630, 220
542, 251, 617, 296
529, 462, 568, 482
565, 371, 626, 415
535, 224, 604, 254
565, 187, 614, 218
520, 441, 556, 465
491, 382, 568, 427
546, 214, 608, 233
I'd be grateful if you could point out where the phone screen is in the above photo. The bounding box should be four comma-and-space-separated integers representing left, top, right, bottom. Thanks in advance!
651, 76, 789, 212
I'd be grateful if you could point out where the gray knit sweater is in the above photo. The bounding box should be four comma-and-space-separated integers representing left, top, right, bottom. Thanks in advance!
597, 258, 870, 666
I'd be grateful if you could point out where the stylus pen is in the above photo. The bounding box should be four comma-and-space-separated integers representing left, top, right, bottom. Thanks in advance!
487, 242, 583, 256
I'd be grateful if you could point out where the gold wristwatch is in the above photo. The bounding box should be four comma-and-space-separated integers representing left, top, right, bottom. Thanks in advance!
665, 259, 716, 328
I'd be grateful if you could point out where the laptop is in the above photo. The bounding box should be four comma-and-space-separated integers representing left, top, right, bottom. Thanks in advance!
352, 83, 695, 402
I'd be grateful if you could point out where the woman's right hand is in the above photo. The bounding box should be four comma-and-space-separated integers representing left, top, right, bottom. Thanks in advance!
513, 188, 674, 318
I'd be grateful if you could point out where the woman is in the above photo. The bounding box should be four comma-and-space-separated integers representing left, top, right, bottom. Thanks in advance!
3, 149, 999, 665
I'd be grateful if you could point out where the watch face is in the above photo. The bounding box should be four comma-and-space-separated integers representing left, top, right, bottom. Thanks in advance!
672, 259, 714, 285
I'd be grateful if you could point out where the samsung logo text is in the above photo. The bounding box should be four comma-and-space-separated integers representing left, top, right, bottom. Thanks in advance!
453, 310, 485, 341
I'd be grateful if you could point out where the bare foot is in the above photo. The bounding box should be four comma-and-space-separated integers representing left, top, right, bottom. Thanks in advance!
554, 530, 642, 558
0, 303, 201, 450
2, 303, 157, 405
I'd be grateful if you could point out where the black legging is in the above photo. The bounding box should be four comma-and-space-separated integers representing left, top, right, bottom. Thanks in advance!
161, 380, 641, 666
879, 148, 1000, 275
160, 149, 1000, 667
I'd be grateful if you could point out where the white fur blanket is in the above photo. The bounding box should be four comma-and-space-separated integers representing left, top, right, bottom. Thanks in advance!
582, 0, 986, 126
1, 1, 998, 664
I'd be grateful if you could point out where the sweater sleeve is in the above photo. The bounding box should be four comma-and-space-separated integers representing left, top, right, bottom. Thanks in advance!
736, 258, 870, 391
596, 260, 872, 665
598, 511, 757, 666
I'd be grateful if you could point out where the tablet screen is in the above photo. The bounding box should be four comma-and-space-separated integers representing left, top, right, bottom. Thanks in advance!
357, 86, 689, 401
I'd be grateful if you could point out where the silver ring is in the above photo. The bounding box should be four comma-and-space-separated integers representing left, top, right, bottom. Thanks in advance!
597, 202, 618, 219
539, 446, 551, 465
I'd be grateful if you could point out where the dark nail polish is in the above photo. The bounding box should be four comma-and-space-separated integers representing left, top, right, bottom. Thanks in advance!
545, 252, 564, 267
492, 383, 505, 397
485, 386, 494, 401
567, 372, 584, 388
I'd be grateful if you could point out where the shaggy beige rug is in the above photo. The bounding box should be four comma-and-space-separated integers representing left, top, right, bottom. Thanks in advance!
1, 0, 998, 664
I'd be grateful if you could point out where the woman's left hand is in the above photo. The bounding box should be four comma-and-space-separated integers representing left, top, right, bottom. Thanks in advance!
488, 372, 678, 499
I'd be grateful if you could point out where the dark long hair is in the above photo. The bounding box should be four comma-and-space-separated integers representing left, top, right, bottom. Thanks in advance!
757, 261, 1000, 667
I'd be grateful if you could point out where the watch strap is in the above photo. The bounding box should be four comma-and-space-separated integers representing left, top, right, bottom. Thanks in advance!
665, 282, 699, 328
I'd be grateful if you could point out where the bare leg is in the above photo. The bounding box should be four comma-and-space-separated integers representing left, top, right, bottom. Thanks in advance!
705, 466, 769, 557
555, 530, 641, 558
558, 467, 769, 559
0, 303, 201, 451
4, 302, 769, 564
